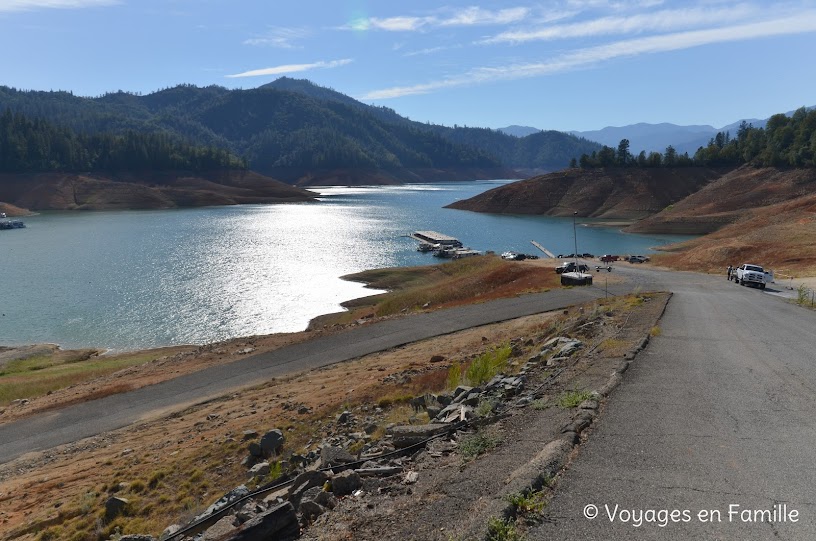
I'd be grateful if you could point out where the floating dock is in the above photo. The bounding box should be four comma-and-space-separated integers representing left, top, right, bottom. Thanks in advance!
411, 231, 462, 247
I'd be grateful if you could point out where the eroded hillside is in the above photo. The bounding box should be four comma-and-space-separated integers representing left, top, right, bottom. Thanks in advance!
445, 167, 723, 220
0, 170, 315, 211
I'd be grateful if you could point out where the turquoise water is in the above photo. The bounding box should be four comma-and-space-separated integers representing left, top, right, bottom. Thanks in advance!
0, 181, 691, 351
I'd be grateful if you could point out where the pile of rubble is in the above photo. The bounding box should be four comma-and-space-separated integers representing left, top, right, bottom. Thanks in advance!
116, 336, 586, 541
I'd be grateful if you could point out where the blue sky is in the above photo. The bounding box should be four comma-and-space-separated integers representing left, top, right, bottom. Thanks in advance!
1, 0, 815, 131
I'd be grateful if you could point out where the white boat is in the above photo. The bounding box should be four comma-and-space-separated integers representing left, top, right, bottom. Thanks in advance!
0, 213, 25, 230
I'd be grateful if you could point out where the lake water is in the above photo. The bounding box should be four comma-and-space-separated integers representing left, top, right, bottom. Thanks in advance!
0, 181, 692, 351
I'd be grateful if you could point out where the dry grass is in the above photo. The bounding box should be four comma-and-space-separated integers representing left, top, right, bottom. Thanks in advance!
0, 352, 160, 406
643, 170, 816, 276
341, 256, 559, 319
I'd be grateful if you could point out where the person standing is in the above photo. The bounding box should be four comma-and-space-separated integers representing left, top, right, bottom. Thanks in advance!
727, 265, 733, 280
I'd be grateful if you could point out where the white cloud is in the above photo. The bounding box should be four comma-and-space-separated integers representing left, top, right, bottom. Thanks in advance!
345, 5, 531, 32
367, 16, 428, 31
403, 44, 462, 57
0, 0, 117, 11
226, 58, 353, 78
243, 27, 310, 49
361, 12, 816, 99
438, 6, 530, 26
482, 4, 760, 44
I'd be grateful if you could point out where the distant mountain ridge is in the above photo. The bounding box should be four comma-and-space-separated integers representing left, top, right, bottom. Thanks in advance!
497, 125, 541, 138
0, 78, 601, 185
569, 108, 812, 156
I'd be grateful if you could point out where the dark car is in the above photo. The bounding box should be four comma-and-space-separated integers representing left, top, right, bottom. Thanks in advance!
555, 262, 590, 274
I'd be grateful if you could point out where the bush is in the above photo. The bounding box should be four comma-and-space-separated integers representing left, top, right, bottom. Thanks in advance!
447, 363, 461, 390
465, 344, 512, 386
459, 431, 500, 460
558, 390, 593, 409
486, 517, 524, 541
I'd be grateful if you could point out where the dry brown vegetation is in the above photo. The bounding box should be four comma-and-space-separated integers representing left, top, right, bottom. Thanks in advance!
0, 310, 561, 540
643, 167, 816, 275
446, 167, 723, 220
314, 255, 560, 327
0, 291, 667, 541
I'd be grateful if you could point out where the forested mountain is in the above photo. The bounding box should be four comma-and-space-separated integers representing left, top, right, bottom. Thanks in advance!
575, 107, 816, 169
0, 78, 601, 182
497, 125, 541, 137
570, 107, 812, 156
0, 109, 243, 173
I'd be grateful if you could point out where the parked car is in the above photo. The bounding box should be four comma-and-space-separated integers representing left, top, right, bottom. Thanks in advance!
628, 255, 648, 263
555, 262, 590, 274
600, 254, 619, 263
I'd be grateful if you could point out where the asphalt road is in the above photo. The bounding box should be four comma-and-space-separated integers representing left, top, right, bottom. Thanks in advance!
0, 280, 626, 465
532, 266, 816, 540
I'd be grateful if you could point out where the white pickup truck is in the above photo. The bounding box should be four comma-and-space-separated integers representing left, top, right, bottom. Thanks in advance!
732, 263, 774, 289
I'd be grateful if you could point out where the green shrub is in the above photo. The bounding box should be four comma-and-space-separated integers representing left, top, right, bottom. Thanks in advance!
465, 344, 512, 386
505, 489, 547, 517
558, 390, 593, 409
487, 517, 524, 541
447, 363, 461, 390
459, 431, 500, 460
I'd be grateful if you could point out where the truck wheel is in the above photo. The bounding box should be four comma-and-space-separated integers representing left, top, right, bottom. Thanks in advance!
760, 283, 766, 290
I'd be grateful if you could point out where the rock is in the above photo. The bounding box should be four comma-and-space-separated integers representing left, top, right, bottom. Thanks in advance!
259, 430, 285, 457
430, 355, 446, 363
557, 340, 583, 357
403, 471, 419, 484
300, 486, 324, 503
299, 500, 325, 521
579, 399, 599, 411
331, 470, 362, 496
236, 502, 264, 524
387, 424, 449, 448
119, 536, 156, 541
202, 516, 238, 540
363, 423, 378, 435
242, 430, 259, 440
426, 406, 441, 419
159, 524, 181, 540
486, 375, 504, 389
110, 482, 130, 493
105, 496, 128, 520
409, 395, 427, 412
336, 410, 352, 424
216, 501, 298, 541
297, 406, 310, 414
462, 393, 481, 407
316, 490, 338, 510
452, 386, 473, 400
288, 471, 329, 507
319, 445, 357, 468
249, 462, 270, 478
437, 394, 452, 407
503, 439, 574, 495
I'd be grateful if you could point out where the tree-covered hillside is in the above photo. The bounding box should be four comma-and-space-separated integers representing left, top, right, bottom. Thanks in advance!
0, 109, 242, 173
0, 78, 601, 178
575, 107, 816, 170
